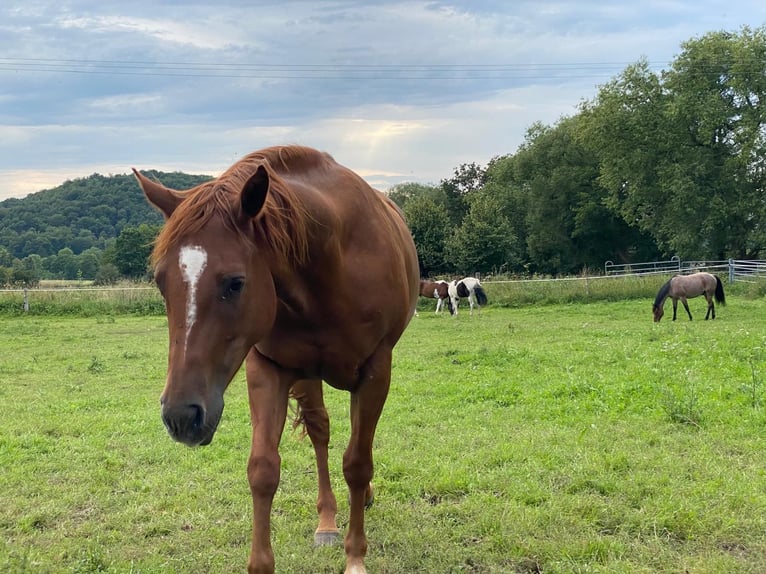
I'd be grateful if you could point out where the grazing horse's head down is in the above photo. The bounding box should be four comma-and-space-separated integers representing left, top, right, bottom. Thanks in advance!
652, 272, 726, 322
418, 279, 449, 313
446, 277, 488, 316
135, 145, 419, 574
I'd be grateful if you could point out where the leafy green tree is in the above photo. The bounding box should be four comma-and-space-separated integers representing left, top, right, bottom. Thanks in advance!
47, 248, 79, 280
78, 248, 102, 280
403, 195, 451, 276
94, 263, 120, 286
0, 246, 12, 267
114, 224, 160, 279
388, 182, 442, 209
580, 26, 766, 258
0, 266, 11, 286
12, 256, 42, 286
445, 192, 519, 274
439, 162, 487, 225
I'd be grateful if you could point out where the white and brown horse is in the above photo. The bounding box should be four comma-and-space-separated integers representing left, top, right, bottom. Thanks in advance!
134, 145, 419, 574
418, 279, 450, 313
447, 277, 488, 316
653, 272, 726, 322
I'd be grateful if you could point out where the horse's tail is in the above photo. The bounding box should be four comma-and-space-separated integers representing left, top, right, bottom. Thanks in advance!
653, 279, 671, 311
714, 275, 726, 305
474, 284, 488, 306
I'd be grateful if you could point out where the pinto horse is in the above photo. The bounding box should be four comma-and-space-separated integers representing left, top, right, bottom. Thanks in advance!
134, 145, 419, 574
418, 279, 450, 313
447, 277, 488, 316
653, 272, 726, 322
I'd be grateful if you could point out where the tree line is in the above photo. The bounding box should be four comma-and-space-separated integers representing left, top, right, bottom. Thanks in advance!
395, 26, 766, 277
0, 172, 211, 286
1, 27, 763, 286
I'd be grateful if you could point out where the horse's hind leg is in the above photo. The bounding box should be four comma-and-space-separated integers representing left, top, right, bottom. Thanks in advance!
290, 379, 340, 545
705, 295, 715, 320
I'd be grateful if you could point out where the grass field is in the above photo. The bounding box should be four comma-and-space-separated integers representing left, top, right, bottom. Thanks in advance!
2, 294, 766, 573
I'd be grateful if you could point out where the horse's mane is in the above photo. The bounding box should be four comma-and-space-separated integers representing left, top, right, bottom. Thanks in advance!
653, 279, 671, 309
152, 146, 322, 267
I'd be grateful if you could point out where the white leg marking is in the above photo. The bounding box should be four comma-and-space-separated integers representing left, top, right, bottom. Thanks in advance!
179, 245, 208, 354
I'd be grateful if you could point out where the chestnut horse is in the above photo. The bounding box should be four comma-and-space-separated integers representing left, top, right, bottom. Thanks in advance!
653, 272, 726, 322
134, 145, 419, 574
418, 279, 449, 313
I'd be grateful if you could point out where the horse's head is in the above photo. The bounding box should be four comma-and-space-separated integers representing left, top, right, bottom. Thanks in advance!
135, 166, 278, 446
652, 304, 664, 322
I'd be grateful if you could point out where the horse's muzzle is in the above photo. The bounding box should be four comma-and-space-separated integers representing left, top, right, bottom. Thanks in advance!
160, 401, 220, 446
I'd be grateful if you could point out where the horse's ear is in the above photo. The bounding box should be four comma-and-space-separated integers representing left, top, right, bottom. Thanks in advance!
240, 165, 269, 218
133, 169, 182, 219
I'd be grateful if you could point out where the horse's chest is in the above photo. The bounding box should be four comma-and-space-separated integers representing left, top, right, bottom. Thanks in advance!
257, 328, 369, 390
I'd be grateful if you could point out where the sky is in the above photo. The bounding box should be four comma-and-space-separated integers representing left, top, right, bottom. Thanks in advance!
1, 1, 764, 201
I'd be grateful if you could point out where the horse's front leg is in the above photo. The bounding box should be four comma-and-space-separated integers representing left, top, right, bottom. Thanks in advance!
680, 297, 692, 320
342, 346, 393, 574
290, 379, 340, 545
672, 298, 678, 321
245, 349, 291, 574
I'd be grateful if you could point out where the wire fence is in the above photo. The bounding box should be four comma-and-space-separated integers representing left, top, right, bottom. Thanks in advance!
2, 259, 765, 313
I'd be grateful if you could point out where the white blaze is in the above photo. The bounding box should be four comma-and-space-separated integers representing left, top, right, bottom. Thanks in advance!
179, 245, 208, 353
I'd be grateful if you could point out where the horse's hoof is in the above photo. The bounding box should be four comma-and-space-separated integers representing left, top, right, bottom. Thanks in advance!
314, 529, 340, 546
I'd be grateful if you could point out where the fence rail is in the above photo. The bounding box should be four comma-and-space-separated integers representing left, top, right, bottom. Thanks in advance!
604, 258, 761, 283
2, 259, 765, 312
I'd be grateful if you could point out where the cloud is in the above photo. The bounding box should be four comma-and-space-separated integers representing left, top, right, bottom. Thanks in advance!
1, 1, 765, 200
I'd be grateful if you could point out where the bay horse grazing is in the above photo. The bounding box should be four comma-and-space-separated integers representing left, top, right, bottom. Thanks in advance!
447, 277, 488, 316
134, 145, 419, 574
418, 279, 450, 313
653, 272, 726, 322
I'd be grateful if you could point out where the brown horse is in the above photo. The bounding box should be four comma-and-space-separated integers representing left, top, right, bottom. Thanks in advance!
134, 145, 419, 574
652, 272, 726, 322
418, 279, 450, 313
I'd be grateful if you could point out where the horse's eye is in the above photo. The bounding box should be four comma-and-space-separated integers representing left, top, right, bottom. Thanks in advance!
221, 276, 245, 301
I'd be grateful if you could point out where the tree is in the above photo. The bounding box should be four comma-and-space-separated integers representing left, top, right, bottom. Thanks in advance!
78, 248, 102, 280
580, 26, 766, 258
445, 192, 519, 274
387, 182, 441, 209
114, 224, 160, 278
439, 162, 487, 225
0, 246, 12, 267
94, 263, 120, 286
403, 195, 451, 276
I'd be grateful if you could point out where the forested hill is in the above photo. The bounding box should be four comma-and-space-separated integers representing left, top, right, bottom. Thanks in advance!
0, 171, 212, 259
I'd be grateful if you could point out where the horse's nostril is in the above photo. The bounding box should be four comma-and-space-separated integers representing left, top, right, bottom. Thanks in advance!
161, 403, 206, 441
189, 404, 204, 431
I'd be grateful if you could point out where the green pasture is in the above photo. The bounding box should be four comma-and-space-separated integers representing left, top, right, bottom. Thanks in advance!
2, 291, 766, 573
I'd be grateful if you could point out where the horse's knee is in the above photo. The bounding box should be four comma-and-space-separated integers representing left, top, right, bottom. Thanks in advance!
248, 453, 281, 497
342, 453, 373, 491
